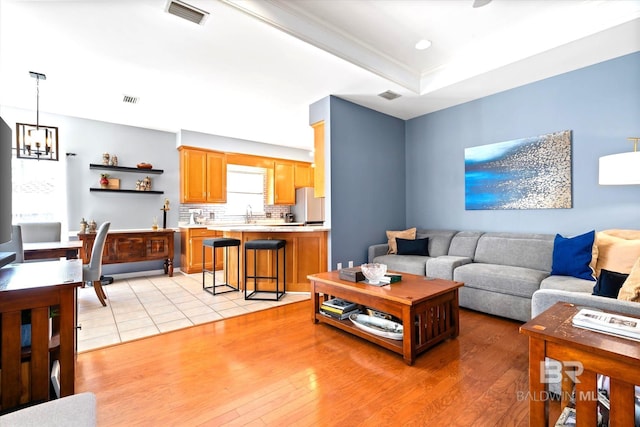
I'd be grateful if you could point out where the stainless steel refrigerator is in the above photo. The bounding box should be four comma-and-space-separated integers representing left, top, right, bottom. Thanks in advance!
292, 187, 324, 225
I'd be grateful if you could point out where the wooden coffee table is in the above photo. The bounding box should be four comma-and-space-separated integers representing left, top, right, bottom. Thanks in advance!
308, 271, 463, 365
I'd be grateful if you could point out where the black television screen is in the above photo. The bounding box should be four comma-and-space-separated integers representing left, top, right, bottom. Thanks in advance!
0, 117, 12, 245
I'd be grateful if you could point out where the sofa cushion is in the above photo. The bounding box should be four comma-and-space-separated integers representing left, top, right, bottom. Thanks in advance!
592, 269, 628, 298
415, 229, 458, 257
618, 257, 640, 302
594, 231, 640, 277
426, 255, 472, 280
540, 275, 594, 293
372, 254, 427, 276
473, 233, 554, 271
454, 263, 548, 299
550, 230, 596, 281
386, 228, 416, 254
396, 237, 429, 256
448, 231, 484, 258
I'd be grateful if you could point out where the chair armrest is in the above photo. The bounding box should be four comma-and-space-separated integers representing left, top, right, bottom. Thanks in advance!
426, 256, 472, 280
368, 244, 389, 262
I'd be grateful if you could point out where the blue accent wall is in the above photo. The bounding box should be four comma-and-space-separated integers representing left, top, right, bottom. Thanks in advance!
324, 53, 639, 268
405, 52, 640, 235
328, 97, 405, 267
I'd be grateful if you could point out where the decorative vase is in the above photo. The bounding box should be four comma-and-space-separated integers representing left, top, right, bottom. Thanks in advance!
100, 174, 109, 189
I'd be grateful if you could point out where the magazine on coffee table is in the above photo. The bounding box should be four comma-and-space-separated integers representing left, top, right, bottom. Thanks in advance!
572, 308, 640, 341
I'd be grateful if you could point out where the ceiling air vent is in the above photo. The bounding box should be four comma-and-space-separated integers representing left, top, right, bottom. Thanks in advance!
122, 95, 139, 104
165, 0, 209, 25
378, 90, 401, 101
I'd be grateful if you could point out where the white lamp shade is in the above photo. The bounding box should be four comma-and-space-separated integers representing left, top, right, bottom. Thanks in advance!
599, 151, 640, 185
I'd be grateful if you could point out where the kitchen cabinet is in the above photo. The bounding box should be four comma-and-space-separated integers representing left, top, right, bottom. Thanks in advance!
180, 228, 223, 274
312, 121, 325, 198
294, 162, 313, 188
179, 147, 226, 203
273, 160, 295, 205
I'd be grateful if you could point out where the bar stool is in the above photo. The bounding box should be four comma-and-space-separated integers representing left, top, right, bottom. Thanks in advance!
244, 239, 286, 301
202, 238, 240, 295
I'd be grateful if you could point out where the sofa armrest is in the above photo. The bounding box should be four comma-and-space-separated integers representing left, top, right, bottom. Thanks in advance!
426, 256, 472, 280
368, 244, 389, 262
531, 289, 640, 318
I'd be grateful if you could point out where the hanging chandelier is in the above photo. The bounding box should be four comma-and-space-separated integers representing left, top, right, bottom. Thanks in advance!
16, 71, 59, 161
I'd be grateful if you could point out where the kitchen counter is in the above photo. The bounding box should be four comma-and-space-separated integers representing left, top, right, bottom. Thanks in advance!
206, 224, 330, 233
197, 226, 329, 292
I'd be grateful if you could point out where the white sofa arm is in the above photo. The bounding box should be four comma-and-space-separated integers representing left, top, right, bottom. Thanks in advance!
531, 289, 640, 318
368, 244, 389, 262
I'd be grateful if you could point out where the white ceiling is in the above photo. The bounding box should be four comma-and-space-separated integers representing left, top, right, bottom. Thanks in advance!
1, 0, 639, 151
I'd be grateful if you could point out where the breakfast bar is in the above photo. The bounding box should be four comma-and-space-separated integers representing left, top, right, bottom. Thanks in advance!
204, 224, 329, 292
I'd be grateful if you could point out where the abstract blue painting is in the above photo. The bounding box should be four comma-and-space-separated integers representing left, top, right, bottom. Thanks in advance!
465, 130, 572, 210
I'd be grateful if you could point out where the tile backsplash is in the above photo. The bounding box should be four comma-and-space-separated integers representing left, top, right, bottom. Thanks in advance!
179, 203, 291, 223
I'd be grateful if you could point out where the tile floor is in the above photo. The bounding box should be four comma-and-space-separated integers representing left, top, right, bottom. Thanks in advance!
77, 271, 310, 353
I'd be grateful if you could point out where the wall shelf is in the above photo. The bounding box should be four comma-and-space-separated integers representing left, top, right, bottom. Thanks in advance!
90, 188, 164, 194
89, 163, 164, 174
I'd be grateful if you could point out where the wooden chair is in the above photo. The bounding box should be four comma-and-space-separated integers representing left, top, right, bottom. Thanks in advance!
82, 222, 110, 306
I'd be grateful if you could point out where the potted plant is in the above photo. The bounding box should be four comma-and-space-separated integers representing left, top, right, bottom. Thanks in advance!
100, 173, 109, 188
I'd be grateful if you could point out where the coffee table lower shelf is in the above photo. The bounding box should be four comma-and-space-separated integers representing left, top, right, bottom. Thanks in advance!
315, 313, 404, 354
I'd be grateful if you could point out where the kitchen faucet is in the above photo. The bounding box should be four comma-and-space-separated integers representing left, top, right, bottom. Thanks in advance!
246, 205, 253, 223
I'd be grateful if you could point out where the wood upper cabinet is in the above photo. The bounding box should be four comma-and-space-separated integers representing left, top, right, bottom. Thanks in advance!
294, 162, 313, 188
312, 121, 325, 198
179, 146, 226, 203
273, 160, 295, 205
206, 151, 226, 203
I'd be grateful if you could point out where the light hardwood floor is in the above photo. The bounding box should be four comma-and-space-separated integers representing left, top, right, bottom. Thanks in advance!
76, 301, 536, 426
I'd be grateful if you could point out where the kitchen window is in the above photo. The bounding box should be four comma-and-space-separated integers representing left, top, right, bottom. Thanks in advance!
226, 164, 265, 216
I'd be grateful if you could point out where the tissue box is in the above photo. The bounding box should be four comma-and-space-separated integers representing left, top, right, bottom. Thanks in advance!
338, 267, 365, 282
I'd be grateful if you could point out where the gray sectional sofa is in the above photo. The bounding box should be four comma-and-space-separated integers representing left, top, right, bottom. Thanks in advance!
368, 229, 638, 322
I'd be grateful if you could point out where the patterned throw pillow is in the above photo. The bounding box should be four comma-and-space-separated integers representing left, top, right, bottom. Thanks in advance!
386, 228, 416, 254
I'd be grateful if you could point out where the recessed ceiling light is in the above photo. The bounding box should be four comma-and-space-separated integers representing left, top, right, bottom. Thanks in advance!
415, 39, 432, 50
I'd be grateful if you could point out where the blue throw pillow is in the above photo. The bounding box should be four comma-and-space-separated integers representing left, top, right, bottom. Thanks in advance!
593, 269, 629, 298
396, 237, 429, 256
551, 230, 596, 281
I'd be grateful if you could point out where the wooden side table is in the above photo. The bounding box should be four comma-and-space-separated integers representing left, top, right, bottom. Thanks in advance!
0, 260, 82, 412
520, 302, 640, 426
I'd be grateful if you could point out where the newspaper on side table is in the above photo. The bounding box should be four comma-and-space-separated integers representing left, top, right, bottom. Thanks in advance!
572, 308, 640, 341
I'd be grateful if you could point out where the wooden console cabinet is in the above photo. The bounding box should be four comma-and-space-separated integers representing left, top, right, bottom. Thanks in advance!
78, 229, 175, 276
